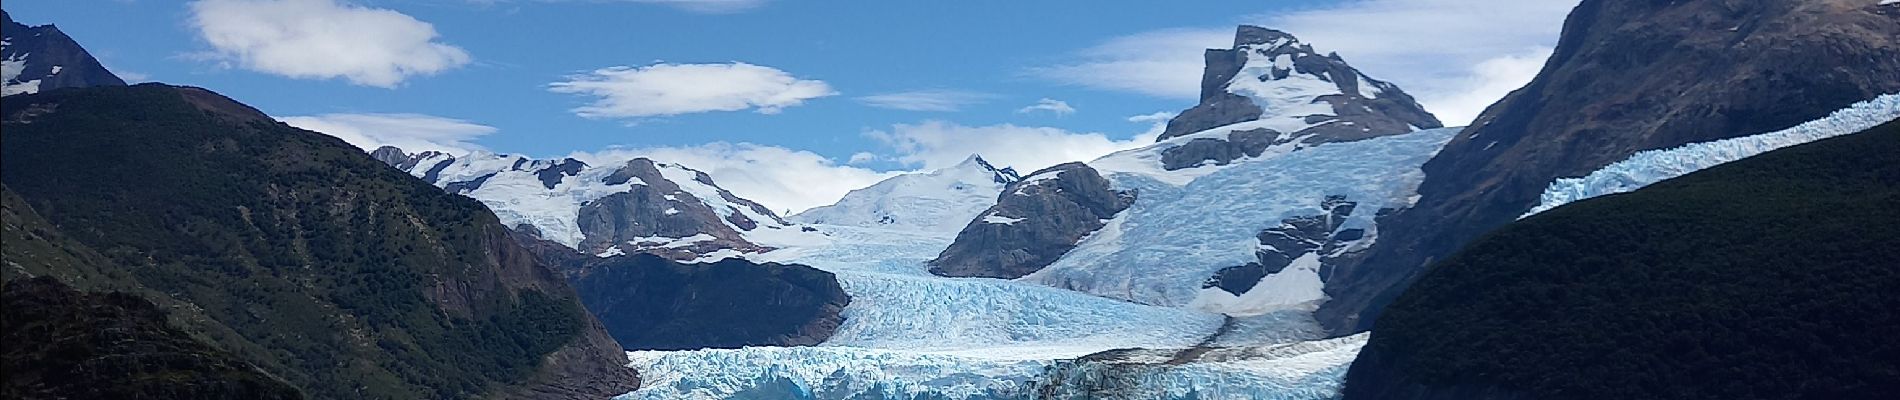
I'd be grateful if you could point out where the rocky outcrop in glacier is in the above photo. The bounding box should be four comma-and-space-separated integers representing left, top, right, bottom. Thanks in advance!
928, 162, 1135, 279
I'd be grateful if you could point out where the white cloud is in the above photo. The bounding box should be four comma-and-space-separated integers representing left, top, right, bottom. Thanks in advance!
280, 113, 496, 154
1028, 28, 1232, 99
865, 121, 1149, 173
549, 62, 836, 119
1031, 0, 1577, 125
847, 152, 878, 164
1424, 48, 1552, 126
188, 0, 472, 88
568, 143, 895, 214
856, 89, 996, 112
1017, 98, 1077, 116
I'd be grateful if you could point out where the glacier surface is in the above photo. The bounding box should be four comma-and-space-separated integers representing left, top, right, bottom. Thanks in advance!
1524, 93, 1900, 217
1027, 127, 1459, 310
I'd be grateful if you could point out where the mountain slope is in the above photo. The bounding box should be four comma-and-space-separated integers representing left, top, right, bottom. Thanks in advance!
3, 277, 304, 400
374, 146, 795, 261
1, 10, 124, 96
1318, 0, 1900, 333
1343, 119, 1900, 400
792, 155, 1019, 235
514, 230, 850, 351
1, 84, 636, 399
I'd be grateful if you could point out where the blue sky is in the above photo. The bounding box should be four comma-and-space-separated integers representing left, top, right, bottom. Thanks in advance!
4, 0, 1576, 212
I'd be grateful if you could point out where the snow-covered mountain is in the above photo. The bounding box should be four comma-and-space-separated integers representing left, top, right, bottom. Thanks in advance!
371, 146, 801, 262
2, 11, 124, 97
790, 155, 1019, 235
932, 25, 1449, 326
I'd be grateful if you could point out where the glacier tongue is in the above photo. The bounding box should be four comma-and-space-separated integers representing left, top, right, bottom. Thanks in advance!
1524, 93, 1900, 218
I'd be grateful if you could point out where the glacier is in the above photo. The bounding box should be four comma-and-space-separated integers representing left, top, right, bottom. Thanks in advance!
1027, 127, 1459, 311
620, 218, 1367, 399
1524, 93, 1900, 218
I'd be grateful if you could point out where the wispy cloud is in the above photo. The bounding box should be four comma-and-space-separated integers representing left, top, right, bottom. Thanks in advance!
856, 89, 997, 112
187, 0, 472, 88
1016, 98, 1076, 116
549, 62, 836, 119
280, 113, 497, 154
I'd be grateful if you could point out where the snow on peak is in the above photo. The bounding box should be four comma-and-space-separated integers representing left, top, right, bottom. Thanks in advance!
371, 146, 796, 258
791, 155, 1021, 236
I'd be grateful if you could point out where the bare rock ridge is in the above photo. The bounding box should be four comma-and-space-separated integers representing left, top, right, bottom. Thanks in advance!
1316, 0, 1900, 334
929, 163, 1135, 279
1, 10, 125, 96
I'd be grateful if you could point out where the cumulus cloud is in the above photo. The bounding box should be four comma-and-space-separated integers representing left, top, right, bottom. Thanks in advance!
865, 121, 1150, 173
568, 143, 895, 214
188, 0, 472, 88
856, 89, 997, 112
549, 62, 836, 119
1423, 48, 1552, 126
1017, 98, 1077, 116
1031, 0, 1577, 125
280, 113, 497, 154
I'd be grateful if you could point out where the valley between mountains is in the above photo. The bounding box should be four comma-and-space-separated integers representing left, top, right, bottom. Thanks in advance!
4, 1, 1899, 399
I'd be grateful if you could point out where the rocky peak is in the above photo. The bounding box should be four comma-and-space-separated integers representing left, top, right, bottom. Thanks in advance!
960, 154, 1023, 185
929, 162, 1136, 279
1156, 25, 1441, 170
2, 10, 125, 97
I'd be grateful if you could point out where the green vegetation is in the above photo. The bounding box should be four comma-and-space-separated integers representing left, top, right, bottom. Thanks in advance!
1346, 120, 1900, 399
1, 85, 596, 399
2, 277, 305, 400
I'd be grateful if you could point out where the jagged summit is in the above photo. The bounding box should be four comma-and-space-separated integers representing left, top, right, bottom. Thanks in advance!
956, 154, 1023, 185
1159, 25, 1441, 145
2, 10, 125, 96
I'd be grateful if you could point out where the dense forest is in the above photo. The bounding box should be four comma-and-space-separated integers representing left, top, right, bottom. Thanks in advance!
1344, 120, 1900, 399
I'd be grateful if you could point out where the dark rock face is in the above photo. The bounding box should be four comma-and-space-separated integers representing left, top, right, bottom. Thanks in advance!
1156, 25, 1440, 161
2, 277, 306, 400
930, 163, 1136, 279
1159, 128, 1280, 170
2, 85, 637, 399
515, 230, 849, 351
1205, 196, 1367, 296
1317, 0, 1900, 335
1, 11, 126, 96
1344, 120, 1900, 400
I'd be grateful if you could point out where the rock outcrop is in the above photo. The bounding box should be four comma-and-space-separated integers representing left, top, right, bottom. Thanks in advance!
929, 163, 1136, 279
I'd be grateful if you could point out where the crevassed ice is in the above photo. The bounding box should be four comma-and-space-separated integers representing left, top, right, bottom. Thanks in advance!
1523, 93, 1900, 218
1027, 128, 1459, 310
